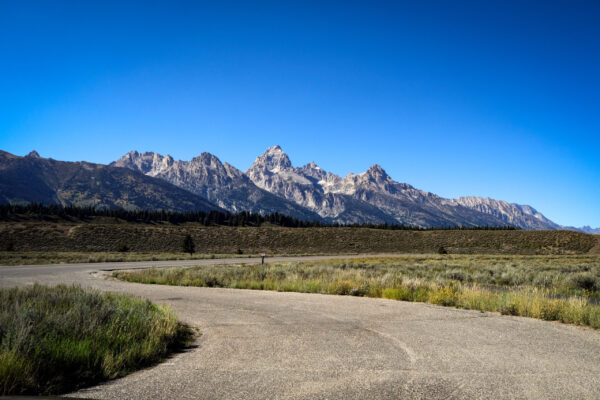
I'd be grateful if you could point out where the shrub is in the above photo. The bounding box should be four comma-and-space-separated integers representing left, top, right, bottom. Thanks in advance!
117, 242, 129, 252
329, 280, 354, 295
430, 286, 459, 306
570, 273, 598, 292
496, 271, 526, 286
382, 287, 410, 301
532, 272, 557, 288
182, 234, 195, 255
348, 282, 370, 296
444, 270, 468, 282
500, 302, 520, 316
539, 300, 561, 321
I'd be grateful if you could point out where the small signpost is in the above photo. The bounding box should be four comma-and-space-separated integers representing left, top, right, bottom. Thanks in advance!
261, 253, 266, 264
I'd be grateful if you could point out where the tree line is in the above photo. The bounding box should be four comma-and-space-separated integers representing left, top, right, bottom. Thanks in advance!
0, 203, 519, 230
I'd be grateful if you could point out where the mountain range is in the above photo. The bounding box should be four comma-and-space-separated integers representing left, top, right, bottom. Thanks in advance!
1, 146, 596, 232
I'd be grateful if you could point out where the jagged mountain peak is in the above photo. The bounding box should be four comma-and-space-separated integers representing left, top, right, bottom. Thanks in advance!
117, 150, 141, 162
298, 161, 324, 174
130, 150, 160, 157
368, 163, 384, 171
26, 150, 41, 158
364, 164, 390, 179
249, 145, 293, 173
112, 150, 165, 175
266, 145, 284, 153
296, 161, 327, 182
119, 150, 163, 160
123, 150, 139, 157
191, 152, 224, 166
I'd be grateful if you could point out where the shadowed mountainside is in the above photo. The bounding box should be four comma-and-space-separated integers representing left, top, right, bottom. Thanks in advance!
0, 151, 221, 212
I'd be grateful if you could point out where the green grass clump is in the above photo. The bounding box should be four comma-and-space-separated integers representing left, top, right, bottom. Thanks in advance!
114, 255, 600, 329
0, 284, 192, 395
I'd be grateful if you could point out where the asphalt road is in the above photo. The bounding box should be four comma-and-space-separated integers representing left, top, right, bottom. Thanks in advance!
2, 256, 600, 399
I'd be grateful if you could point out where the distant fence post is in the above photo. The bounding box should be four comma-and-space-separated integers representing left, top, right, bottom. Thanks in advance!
261, 253, 266, 264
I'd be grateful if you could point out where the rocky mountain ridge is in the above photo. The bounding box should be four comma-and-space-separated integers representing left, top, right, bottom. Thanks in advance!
245, 146, 540, 228
113, 145, 577, 229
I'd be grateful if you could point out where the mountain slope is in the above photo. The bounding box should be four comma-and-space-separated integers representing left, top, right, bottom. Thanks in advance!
450, 197, 561, 230
111, 150, 324, 221
0, 151, 222, 212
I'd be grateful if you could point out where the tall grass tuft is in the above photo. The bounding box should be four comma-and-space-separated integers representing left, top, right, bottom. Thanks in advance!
0, 284, 192, 395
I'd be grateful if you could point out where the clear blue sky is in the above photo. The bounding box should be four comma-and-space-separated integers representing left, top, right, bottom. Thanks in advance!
1, 1, 598, 227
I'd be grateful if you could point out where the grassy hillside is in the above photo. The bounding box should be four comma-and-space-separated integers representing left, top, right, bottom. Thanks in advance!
1, 219, 597, 255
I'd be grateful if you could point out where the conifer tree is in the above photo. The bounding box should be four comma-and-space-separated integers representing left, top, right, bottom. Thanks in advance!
182, 234, 195, 255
